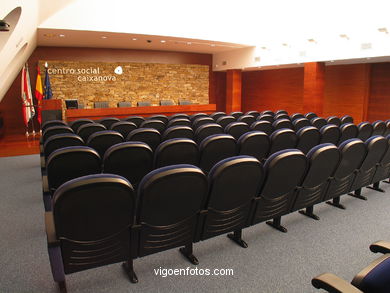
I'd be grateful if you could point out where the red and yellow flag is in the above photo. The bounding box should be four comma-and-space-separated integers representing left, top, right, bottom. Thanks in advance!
35, 66, 43, 125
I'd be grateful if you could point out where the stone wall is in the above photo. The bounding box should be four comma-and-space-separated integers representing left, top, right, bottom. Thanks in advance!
38, 60, 210, 110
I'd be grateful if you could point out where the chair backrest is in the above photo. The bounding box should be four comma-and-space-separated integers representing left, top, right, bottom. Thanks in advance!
311, 117, 327, 129
293, 118, 311, 131
137, 101, 151, 107
136, 165, 208, 256
192, 117, 215, 130
147, 114, 168, 125
123, 116, 145, 127
68, 118, 94, 132
262, 110, 276, 116
237, 131, 270, 161
305, 112, 317, 121
245, 111, 260, 119
98, 117, 121, 129
47, 146, 101, 191
338, 123, 359, 145
42, 120, 67, 132
52, 174, 135, 274
94, 101, 109, 108
237, 115, 256, 126
199, 134, 237, 173
224, 121, 250, 140
200, 156, 263, 240
385, 120, 390, 136
77, 123, 106, 142
290, 113, 305, 121
320, 124, 341, 145
42, 125, 74, 143
189, 113, 208, 122
162, 125, 194, 141
372, 120, 386, 136
274, 113, 289, 121
167, 118, 192, 128
252, 149, 307, 225
340, 115, 354, 124
168, 113, 190, 120
250, 120, 274, 135
210, 112, 226, 121
274, 110, 287, 116
334, 139, 367, 180
110, 121, 137, 138
154, 138, 199, 168
272, 118, 293, 130
126, 128, 161, 151
326, 116, 342, 126
160, 100, 174, 106
216, 115, 236, 129
257, 114, 274, 123
140, 119, 166, 133
357, 122, 374, 141
117, 101, 132, 108
230, 111, 243, 119
296, 126, 321, 154
178, 99, 192, 105
194, 123, 224, 144
43, 133, 84, 158
87, 130, 124, 157
371, 134, 390, 184
269, 128, 298, 155
103, 141, 153, 188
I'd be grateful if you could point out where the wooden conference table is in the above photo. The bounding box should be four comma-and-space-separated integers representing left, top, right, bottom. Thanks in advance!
65, 104, 217, 122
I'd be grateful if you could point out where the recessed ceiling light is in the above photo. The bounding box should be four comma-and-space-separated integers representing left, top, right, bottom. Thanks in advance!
210, 44, 216, 47
340, 34, 349, 40
187, 42, 192, 45
378, 28, 388, 34
330, 60, 335, 63
59, 34, 65, 38
308, 38, 316, 43
101, 36, 107, 39
160, 40, 166, 43
132, 38, 137, 41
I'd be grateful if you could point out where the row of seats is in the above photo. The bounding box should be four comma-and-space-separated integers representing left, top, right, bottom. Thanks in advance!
45, 135, 390, 291
67, 99, 193, 109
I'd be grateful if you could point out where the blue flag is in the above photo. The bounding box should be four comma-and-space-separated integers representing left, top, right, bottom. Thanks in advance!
44, 67, 53, 100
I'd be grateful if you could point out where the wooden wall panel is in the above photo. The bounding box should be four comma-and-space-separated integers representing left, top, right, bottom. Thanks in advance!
303, 62, 325, 115
212, 71, 226, 112
323, 64, 370, 123
226, 69, 242, 113
0, 47, 212, 135
367, 63, 390, 122
242, 68, 304, 114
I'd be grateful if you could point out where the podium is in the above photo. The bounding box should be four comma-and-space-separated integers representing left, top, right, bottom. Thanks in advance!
41, 99, 62, 123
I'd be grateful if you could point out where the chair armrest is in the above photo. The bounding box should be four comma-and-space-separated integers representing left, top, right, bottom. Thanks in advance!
312, 273, 363, 293
40, 155, 46, 170
370, 240, 390, 254
45, 211, 59, 247
42, 175, 49, 193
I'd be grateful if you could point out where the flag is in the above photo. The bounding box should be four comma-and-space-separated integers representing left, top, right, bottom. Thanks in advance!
21, 63, 35, 127
44, 66, 53, 100
35, 66, 43, 125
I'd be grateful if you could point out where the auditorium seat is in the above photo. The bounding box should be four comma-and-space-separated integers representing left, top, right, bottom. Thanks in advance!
237, 131, 270, 161
293, 118, 311, 131
250, 120, 274, 135
224, 122, 250, 140
291, 143, 340, 219
338, 123, 359, 145
140, 119, 166, 133
341, 115, 354, 124
147, 114, 168, 124
262, 110, 276, 116
77, 123, 106, 142
68, 118, 94, 132
110, 121, 137, 138
372, 120, 386, 136
305, 112, 317, 121
348, 135, 388, 200
326, 116, 342, 126
123, 116, 145, 127
384, 120, 390, 136
192, 117, 215, 130
194, 123, 224, 144
162, 125, 194, 141
274, 113, 290, 121
357, 122, 374, 141
230, 111, 243, 119
117, 101, 132, 107
320, 124, 341, 145
98, 117, 121, 129
272, 118, 293, 130
370, 134, 390, 191
136, 165, 208, 267
244, 110, 260, 119
43, 133, 84, 159
257, 114, 274, 123
216, 115, 236, 129
311, 117, 327, 129
42, 125, 74, 143
167, 118, 192, 128
42, 120, 67, 132
153, 138, 199, 168
87, 130, 124, 157
169, 113, 190, 120
45, 174, 137, 291
269, 129, 298, 155
237, 114, 256, 126
94, 101, 109, 108
103, 142, 153, 188
323, 138, 367, 209
251, 149, 307, 232
160, 100, 174, 106
274, 110, 287, 116
210, 112, 226, 121
137, 101, 151, 107
196, 156, 263, 247
127, 128, 161, 151
290, 113, 305, 121
190, 113, 209, 122
178, 99, 192, 105
199, 134, 237, 173
296, 126, 321, 154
